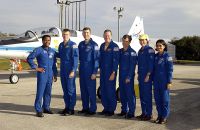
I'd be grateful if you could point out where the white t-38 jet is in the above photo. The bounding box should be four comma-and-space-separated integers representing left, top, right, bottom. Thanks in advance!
0, 16, 144, 84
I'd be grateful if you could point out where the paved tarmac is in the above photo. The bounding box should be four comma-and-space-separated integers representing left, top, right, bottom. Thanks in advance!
0, 65, 200, 130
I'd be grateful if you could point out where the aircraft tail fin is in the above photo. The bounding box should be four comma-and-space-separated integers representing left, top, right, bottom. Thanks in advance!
128, 16, 144, 38
128, 16, 144, 52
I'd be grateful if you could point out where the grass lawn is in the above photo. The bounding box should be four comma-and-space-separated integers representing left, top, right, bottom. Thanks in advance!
175, 60, 200, 65
0, 59, 30, 70
0, 59, 60, 70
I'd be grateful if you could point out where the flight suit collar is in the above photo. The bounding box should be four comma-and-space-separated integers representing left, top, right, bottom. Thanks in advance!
158, 51, 167, 57
62, 39, 72, 47
41, 45, 50, 51
122, 45, 131, 52
143, 44, 149, 49
84, 38, 93, 45
139, 44, 149, 52
104, 40, 114, 50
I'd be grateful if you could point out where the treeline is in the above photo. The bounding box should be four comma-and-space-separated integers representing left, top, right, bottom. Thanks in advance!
170, 36, 200, 61
0, 32, 16, 38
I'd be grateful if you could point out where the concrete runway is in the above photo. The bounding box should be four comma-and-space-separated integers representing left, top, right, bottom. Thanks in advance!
0, 65, 200, 130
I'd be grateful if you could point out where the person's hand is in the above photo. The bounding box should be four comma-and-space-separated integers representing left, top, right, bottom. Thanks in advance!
167, 83, 172, 90
69, 71, 75, 78
125, 78, 130, 84
53, 76, 57, 82
91, 74, 96, 80
35, 68, 45, 73
109, 72, 115, 81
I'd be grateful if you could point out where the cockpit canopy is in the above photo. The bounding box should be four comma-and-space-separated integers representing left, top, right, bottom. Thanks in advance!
0, 27, 60, 45
18, 27, 60, 40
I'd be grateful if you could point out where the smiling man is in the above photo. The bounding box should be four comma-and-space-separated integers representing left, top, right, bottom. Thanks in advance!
57, 29, 79, 116
99, 29, 119, 116
27, 35, 58, 117
78, 27, 100, 115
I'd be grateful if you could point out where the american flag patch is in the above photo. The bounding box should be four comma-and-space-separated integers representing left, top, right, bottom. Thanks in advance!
131, 52, 137, 56
148, 49, 154, 53
72, 44, 78, 48
94, 46, 99, 50
113, 47, 119, 51
168, 57, 173, 61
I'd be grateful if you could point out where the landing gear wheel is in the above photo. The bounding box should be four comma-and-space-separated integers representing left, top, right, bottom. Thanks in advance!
97, 86, 101, 99
116, 87, 120, 102
9, 74, 19, 84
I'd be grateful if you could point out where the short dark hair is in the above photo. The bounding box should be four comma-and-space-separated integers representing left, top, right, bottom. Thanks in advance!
104, 29, 112, 35
156, 39, 168, 51
42, 35, 51, 41
62, 28, 70, 33
83, 27, 91, 32
122, 34, 132, 42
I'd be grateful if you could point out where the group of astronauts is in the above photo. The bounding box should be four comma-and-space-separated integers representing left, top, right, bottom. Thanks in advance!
27, 27, 173, 124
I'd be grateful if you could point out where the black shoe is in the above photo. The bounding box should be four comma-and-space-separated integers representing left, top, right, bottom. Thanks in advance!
58, 108, 68, 115
85, 111, 96, 116
158, 118, 167, 124
105, 111, 114, 116
64, 110, 74, 116
78, 109, 89, 114
136, 114, 145, 120
36, 112, 44, 117
142, 115, 153, 121
98, 110, 108, 115
117, 111, 126, 116
43, 109, 54, 114
154, 117, 161, 123
125, 114, 134, 119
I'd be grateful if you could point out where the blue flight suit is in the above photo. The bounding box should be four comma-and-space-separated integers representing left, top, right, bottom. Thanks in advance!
99, 41, 119, 113
78, 38, 100, 113
57, 40, 79, 111
153, 51, 173, 119
138, 45, 155, 117
27, 46, 57, 113
119, 46, 137, 116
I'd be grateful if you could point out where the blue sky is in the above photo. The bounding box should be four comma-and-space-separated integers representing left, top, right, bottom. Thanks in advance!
0, 0, 199, 41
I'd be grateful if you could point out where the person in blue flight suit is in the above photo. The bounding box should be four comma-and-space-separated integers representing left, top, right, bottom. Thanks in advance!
78, 27, 100, 115
118, 34, 137, 119
57, 29, 79, 116
27, 35, 58, 117
137, 34, 155, 121
99, 29, 119, 116
153, 39, 173, 124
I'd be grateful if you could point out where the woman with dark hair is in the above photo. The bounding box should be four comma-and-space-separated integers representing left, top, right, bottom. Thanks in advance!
153, 39, 173, 124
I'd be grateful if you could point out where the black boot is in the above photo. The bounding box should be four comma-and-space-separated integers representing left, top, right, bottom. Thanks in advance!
85, 111, 96, 116
43, 109, 54, 114
105, 111, 114, 116
125, 114, 134, 119
78, 109, 89, 114
98, 110, 108, 115
58, 108, 68, 115
117, 111, 126, 116
36, 112, 44, 117
159, 118, 167, 124
154, 117, 161, 123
